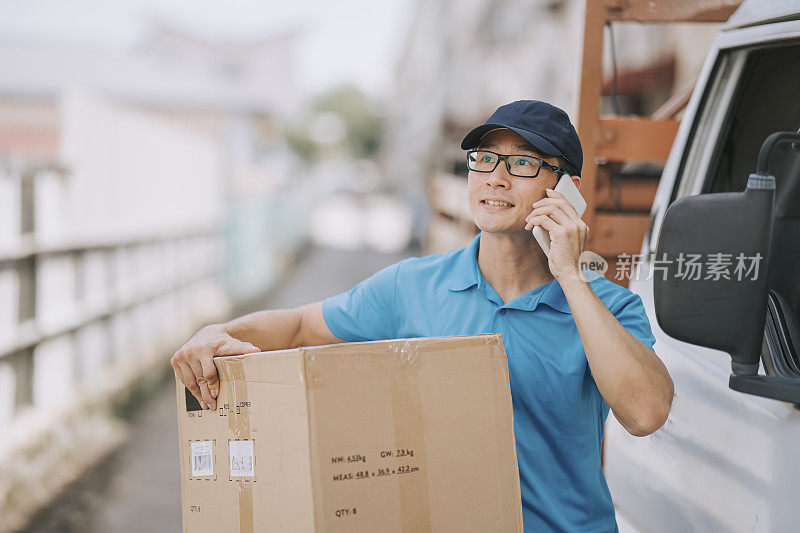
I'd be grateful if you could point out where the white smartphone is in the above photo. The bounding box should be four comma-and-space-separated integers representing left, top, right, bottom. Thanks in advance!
532, 173, 587, 257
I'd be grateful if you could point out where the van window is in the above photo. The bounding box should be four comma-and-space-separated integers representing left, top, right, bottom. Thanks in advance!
647, 50, 746, 252
704, 44, 800, 197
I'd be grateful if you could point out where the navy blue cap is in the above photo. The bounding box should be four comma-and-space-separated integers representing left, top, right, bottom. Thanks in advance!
460, 100, 583, 176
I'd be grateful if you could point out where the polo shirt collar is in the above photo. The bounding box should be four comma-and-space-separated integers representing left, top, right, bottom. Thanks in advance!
448, 233, 571, 314
448, 233, 482, 291
537, 278, 571, 313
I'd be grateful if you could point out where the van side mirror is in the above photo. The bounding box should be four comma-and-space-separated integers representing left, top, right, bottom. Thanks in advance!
654, 131, 800, 404
654, 178, 772, 372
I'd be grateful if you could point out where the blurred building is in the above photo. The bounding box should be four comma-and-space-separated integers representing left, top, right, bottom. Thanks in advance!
0, 22, 300, 162
383, 0, 717, 253
0, 18, 314, 291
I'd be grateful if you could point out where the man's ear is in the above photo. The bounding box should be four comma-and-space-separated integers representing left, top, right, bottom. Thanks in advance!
570, 174, 581, 190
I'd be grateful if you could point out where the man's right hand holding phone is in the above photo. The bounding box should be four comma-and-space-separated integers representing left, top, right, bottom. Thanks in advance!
524, 186, 589, 282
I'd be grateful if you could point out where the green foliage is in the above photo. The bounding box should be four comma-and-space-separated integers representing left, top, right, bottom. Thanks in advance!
285, 122, 320, 162
285, 85, 384, 163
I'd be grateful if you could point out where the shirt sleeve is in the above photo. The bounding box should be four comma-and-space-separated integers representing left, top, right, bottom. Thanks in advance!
322, 261, 401, 342
611, 292, 657, 352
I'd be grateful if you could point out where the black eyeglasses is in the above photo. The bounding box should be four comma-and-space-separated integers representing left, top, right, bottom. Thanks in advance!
466, 150, 563, 178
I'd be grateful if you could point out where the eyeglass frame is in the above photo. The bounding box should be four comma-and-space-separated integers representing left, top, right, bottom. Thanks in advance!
466, 149, 565, 178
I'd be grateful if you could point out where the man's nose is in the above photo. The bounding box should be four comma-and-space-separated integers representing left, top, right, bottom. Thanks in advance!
485, 164, 512, 188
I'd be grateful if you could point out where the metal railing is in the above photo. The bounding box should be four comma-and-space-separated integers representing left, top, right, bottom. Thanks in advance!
0, 159, 229, 532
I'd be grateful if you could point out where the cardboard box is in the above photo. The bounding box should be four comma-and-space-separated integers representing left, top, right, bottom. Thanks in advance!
176, 334, 523, 532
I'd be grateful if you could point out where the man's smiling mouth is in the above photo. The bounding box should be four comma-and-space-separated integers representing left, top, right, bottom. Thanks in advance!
481, 199, 515, 207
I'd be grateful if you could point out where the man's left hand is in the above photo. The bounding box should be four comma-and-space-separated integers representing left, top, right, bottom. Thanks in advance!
524, 188, 589, 281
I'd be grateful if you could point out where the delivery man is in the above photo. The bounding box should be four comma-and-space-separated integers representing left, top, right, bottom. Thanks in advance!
171, 100, 674, 532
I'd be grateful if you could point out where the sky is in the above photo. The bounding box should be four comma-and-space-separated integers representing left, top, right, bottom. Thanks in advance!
0, 0, 412, 98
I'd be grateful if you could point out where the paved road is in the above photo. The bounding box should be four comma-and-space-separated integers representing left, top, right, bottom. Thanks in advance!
25, 244, 413, 533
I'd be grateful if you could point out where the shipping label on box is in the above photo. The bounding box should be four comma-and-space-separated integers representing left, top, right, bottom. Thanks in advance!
176, 333, 523, 532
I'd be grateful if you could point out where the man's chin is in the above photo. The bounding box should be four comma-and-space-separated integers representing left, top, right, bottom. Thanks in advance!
473, 220, 530, 236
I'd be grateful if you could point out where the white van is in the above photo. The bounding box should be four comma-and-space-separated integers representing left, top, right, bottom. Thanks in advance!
604, 1, 800, 531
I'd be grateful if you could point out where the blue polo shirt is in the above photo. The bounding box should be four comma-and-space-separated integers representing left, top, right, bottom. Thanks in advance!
323, 232, 656, 532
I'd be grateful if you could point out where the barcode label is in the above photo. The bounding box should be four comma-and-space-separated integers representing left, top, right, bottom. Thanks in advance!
190, 440, 214, 476
229, 440, 255, 477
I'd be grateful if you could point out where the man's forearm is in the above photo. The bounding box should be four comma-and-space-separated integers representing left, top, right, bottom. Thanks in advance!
560, 276, 674, 436
219, 301, 340, 352
172, 305, 321, 411
221, 308, 304, 352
